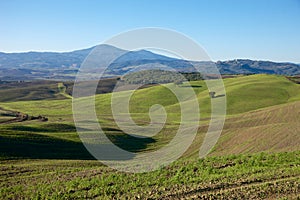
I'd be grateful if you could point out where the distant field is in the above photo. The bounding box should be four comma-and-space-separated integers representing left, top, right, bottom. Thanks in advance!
0, 74, 299, 198
0, 78, 156, 102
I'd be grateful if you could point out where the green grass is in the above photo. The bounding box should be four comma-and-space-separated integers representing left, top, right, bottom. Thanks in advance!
223, 75, 300, 114
0, 74, 300, 198
0, 151, 299, 199
0, 74, 299, 157
3, 74, 300, 116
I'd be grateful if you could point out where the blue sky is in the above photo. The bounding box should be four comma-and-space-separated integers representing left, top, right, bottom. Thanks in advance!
1, 0, 299, 62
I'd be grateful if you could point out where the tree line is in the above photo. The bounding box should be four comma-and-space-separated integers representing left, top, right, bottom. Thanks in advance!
122, 69, 203, 84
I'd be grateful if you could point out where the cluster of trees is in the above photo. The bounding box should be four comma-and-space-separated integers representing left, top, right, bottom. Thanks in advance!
181, 72, 203, 81
122, 70, 203, 85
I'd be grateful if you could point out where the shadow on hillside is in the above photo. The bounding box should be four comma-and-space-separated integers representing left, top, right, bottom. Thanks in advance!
0, 128, 156, 160
9, 123, 77, 133
180, 85, 202, 88
214, 94, 226, 98
105, 130, 156, 153
0, 133, 95, 160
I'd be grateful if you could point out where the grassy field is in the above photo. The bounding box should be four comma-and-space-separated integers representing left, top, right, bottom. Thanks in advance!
0, 152, 299, 199
0, 74, 299, 199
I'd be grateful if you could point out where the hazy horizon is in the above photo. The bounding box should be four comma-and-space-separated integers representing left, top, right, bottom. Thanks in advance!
0, 44, 299, 64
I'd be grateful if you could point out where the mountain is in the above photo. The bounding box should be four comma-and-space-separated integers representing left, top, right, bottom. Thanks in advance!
0, 45, 299, 80
216, 59, 300, 75
0, 47, 92, 80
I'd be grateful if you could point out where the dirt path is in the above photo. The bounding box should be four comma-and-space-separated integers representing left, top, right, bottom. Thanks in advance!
0, 107, 48, 124
162, 174, 300, 199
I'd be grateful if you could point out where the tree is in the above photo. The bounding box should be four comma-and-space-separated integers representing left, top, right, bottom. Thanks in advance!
209, 91, 216, 98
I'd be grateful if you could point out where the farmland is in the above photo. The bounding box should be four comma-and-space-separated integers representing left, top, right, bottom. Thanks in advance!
0, 74, 299, 199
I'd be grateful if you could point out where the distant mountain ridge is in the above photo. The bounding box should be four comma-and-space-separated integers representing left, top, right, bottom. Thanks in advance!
0, 44, 299, 80
216, 59, 300, 75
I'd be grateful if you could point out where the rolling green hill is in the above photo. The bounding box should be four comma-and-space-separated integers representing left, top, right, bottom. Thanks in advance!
0, 74, 299, 198
1, 74, 299, 155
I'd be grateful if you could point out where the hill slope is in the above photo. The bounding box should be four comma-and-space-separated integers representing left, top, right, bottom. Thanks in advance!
1, 74, 299, 158
210, 101, 300, 156
0, 74, 299, 198
0, 80, 68, 102
0, 74, 300, 199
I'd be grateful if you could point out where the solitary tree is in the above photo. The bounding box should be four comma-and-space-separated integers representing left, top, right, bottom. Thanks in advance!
209, 91, 216, 98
